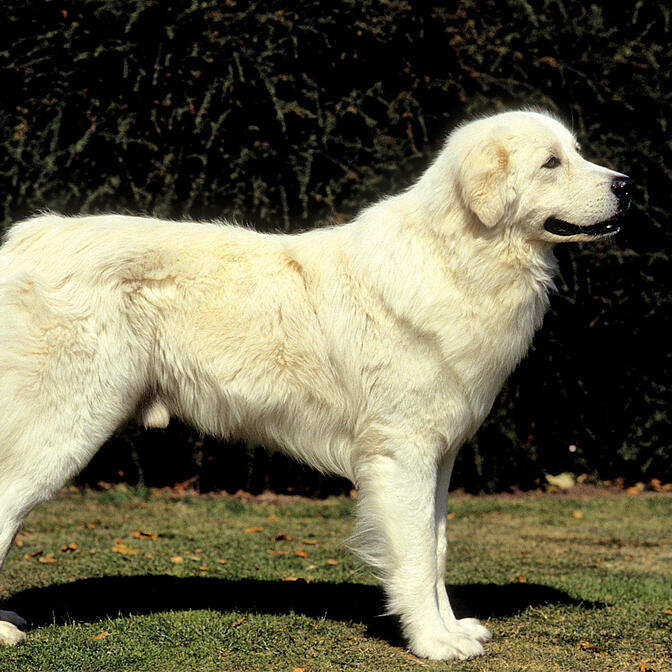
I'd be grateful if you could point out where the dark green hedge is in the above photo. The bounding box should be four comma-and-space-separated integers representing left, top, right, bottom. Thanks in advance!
1, 1, 669, 491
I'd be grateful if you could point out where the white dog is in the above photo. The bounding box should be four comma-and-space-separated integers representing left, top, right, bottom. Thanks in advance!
0, 110, 630, 658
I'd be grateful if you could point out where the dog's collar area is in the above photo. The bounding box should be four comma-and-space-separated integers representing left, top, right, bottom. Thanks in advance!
543, 216, 622, 237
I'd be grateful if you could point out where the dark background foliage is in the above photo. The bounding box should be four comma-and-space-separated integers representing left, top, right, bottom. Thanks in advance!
1, 0, 669, 493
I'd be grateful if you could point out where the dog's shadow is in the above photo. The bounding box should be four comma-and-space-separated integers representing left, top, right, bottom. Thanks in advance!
6, 575, 602, 644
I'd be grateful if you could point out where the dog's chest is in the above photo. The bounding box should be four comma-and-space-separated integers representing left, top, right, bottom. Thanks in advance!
432, 281, 550, 419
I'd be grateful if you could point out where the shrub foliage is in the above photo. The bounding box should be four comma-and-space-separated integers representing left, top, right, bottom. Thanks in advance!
1, 1, 669, 491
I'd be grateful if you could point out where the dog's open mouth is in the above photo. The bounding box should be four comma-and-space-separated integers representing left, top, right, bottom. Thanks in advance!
543, 215, 623, 237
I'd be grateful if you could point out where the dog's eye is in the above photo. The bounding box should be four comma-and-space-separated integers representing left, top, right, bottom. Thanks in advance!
542, 156, 561, 169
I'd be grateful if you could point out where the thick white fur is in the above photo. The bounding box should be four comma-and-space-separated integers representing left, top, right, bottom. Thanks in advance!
0, 111, 627, 658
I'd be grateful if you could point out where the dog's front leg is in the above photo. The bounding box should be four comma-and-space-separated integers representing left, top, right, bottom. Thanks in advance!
352, 445, 485, 660
434, 451, 492, 643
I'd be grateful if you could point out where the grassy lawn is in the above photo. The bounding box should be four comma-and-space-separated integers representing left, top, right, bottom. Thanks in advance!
0, 488, 670, 671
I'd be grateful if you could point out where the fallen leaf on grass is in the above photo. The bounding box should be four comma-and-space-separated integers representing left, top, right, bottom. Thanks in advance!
661, 607, 672, 614
60, 543, 79, 553
282, 576, 299, 582
639, 662, 656, 672
572, 510, 584, 519
301, 539, 318, 545
295, 550, 309, 558
326, 558, 338, 565
244, 527, 263, 534
218, 558, 228, 564
579, 640, 607, 653
38, 553, 57, 564
513, 574, 527, 583
130, 530, 159, 540
274, 532, 293, 541
112, 544, 140, 555
293, 668, 306, 672
267, 514, 280, 521
94, 631, 110, 640
170, 556, 183, 563
546, 472, 575, 490
446, 512, 456, 519
232, 616, 246, 628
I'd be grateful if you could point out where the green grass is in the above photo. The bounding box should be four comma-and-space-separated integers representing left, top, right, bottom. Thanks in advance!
0, 489, 670, 671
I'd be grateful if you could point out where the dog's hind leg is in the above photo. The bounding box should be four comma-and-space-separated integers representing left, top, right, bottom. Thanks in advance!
434, 452, 492, 643
350, 434, 486, 661
0, 383, 138, 644
0, 276, 146, 644
0, 514, 28, 645
0, 504, 29, 644
0, 468, 65, 644
0, 447, 71, 645
0, 385, 139, 644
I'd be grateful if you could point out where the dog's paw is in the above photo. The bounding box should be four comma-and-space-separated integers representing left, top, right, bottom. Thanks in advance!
456, 617, 492, 643
0, 610, 27, 628
0, 621, 26, 646
410, 631, 485, 660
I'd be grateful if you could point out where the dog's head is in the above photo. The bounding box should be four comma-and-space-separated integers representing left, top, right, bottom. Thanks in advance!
441, 110, 631, 244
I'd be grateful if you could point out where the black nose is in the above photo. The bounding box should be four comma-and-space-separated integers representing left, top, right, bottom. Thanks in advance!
611, 176, 633, 212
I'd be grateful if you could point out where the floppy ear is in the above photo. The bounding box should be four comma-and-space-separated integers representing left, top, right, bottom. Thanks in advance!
459, 141, 510, 228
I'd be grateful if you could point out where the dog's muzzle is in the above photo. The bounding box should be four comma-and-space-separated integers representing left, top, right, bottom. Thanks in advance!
544, 175, 633, 237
